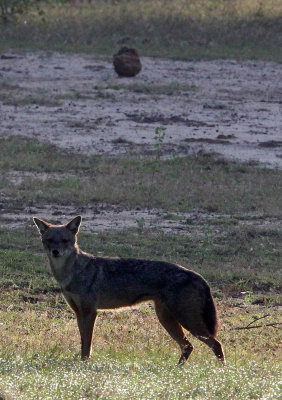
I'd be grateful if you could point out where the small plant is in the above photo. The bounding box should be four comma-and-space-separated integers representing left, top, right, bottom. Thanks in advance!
153, 126, 166, 160
146, 126, 167, 206
242, 291, 255, 304
136, 217, 145, 233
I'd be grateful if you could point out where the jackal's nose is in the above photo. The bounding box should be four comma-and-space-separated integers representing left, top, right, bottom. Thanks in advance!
52, 249, 59, 257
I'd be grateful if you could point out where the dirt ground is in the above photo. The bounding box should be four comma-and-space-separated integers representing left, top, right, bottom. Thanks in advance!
0, 52, 281, 231
3, 200, 282, 236
1, 52, 281, 166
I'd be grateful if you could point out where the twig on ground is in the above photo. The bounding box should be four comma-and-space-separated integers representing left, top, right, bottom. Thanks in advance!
234, 314, 282, 330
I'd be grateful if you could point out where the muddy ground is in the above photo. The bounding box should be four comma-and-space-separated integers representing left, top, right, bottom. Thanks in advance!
0, 52, 281, 232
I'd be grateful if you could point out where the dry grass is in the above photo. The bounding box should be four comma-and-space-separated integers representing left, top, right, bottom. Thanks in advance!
1, 298, 280, 364
0, 293, 281, 399
1, 0, 282, 61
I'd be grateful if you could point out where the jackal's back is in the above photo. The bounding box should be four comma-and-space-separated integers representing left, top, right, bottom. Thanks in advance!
65, 255, 213, 315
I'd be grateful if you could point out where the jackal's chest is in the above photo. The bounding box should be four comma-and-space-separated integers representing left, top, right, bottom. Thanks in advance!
50, 257, 73, 288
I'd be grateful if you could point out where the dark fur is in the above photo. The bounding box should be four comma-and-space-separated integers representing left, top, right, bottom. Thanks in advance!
33, 216, 225, 365
203, 285, 219, 337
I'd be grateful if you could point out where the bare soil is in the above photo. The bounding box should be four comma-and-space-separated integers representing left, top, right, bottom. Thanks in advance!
0, 52, 281, 166
2, 203, 282, 236
0, 52, 281, 232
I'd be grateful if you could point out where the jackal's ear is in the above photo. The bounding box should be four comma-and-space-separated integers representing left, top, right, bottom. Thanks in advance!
65, 215, 82, 235
33, 217, 51, 235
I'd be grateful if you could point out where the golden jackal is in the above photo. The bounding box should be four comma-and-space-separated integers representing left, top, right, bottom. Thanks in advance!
33, 216, 225, 365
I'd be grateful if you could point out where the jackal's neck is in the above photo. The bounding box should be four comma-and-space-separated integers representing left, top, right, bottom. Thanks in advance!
48, 250, 77, 287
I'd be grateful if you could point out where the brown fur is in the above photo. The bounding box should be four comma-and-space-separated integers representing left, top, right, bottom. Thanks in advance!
33, 215, 225, 365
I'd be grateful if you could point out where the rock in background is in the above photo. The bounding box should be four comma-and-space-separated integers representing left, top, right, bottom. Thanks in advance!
113, 47, 142, 77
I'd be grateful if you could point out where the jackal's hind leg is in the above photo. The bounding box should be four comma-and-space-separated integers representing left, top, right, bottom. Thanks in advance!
197, 335, 225, 365
154, 301, 194, 365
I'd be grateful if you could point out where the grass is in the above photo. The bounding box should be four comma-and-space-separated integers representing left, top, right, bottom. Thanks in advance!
0, 226, 281, 399
0, 137, 88, 172
1, 0, 282, 61
0, 129, 281, 397
0, 226, 281, 295
104, 81, 198, 95
1, 137, 282, 215
0, 82, 61, 107
1, 136, 281, 293
1, 94, 61, 107
0, 340, 280, 399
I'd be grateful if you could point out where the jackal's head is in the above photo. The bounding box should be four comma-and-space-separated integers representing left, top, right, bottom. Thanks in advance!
33, 216, 81, 259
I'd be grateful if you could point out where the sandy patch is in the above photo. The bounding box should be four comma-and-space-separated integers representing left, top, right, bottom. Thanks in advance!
1, 52, 281, 233
2, 203, 281, 236
0, 52, 281, 167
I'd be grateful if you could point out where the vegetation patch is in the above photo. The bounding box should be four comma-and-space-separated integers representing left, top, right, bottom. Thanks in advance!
0, 226, 281, 298
0, 137, 281, 215
0, 224, 281, 398
0, 83, 61, 107
0, 224, 281, 399
104, 81, 198, 95
0, 117, 280, 397
0, 0, 282, 61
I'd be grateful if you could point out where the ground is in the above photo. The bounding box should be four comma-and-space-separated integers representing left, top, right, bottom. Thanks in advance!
0, 52, 282, 231
1, 53, 281, 165
0, 51, 281, 399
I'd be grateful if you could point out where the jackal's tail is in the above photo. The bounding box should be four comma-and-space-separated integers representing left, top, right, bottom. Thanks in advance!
203, 286, 219, 337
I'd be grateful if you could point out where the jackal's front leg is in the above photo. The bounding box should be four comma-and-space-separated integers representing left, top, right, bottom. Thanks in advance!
76, 312, 97, 360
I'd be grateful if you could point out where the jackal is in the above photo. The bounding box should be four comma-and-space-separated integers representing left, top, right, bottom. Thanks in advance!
33, 215, 225, 365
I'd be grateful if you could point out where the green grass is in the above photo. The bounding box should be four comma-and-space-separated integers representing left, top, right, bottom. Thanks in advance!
0, 233, 279, 400
0, 127, 281, 398
0, 225, 281, 301
1, 0, 282, 61
0, 137, 89, 172
0, 227, 281, 399
1, 136, 281, 295
0, 81, 62, 107
104, 81, 198, 95
0, 354, 280, 399
1, 137, 282, 215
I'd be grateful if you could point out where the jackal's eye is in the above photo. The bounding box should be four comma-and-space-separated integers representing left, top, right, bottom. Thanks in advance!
46, 238, 53, 243
62, 239, 68, 244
